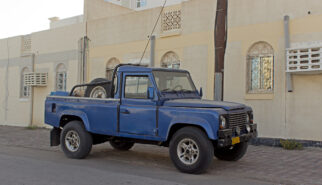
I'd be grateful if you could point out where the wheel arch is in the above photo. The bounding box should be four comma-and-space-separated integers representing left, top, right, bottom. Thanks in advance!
59, 111, 91, 131
165, 122, 216, 146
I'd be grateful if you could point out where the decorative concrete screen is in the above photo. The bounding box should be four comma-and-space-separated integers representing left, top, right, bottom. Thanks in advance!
24, 72, 48, 87
287, 42, 322, 73
21, 35, 32, 55
161, 9, 181, 33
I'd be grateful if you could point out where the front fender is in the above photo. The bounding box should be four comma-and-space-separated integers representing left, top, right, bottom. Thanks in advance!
167, 115, 218, 140
59, 110, 91, 131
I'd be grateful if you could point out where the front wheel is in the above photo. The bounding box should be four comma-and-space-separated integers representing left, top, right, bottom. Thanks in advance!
214, 142, 248, 161
169, 127, 214, 174
60, 121, 93, 159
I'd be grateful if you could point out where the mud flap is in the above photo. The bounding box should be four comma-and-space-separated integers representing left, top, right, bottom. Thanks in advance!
50, 127, 61, 146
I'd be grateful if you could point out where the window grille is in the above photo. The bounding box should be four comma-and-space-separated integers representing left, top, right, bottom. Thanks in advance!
56, 63, 67, 91
247, 42, 274, 93
21, 67, 31, 98
56, 72, 67, 91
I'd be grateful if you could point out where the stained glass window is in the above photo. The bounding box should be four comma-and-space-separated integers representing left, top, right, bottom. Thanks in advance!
248, 42, 274, 93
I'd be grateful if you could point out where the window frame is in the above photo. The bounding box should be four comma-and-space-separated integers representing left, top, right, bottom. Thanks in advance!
136, 0, 146, 8
56, 71, 67, 91
20, 67, 31, 99
123, 75, 153, 100
55, 63, 67, 91
161, 51, 181, 69
246, 43, 275, 94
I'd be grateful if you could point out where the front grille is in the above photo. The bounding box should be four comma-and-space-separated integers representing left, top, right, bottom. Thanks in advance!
228, 112, 247, 131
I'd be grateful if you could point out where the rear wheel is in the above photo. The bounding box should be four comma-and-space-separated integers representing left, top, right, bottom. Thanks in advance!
169, 127, 213, 174
109, 140, 134, 151
214, 142, 248, 161
60, 121, 93, 159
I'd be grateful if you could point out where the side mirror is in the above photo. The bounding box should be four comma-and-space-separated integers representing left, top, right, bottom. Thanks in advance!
199, 87, 203, 98
147, 87, 154, 99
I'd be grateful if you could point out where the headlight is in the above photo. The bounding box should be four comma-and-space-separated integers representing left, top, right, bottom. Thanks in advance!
219, 116, 226, 129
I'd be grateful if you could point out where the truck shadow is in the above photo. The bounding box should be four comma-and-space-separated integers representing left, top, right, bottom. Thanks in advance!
88, 143, 234, 174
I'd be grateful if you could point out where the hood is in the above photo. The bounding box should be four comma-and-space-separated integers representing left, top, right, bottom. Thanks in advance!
163, 99, 245, 111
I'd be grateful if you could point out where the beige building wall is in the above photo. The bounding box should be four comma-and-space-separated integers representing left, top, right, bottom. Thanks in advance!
0, 36, 33, 127
87, 0, 217, 99
225, 0, 322, 141
31, 23, 86, 126
84, 0, 133, 21
1, 0, 322, 143
0, 22, 86, 127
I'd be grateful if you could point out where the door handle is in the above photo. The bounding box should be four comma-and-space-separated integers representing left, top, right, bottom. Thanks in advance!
120, 109, 130, 114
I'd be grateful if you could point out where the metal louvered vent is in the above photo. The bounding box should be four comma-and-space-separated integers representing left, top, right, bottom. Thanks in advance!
24, 72, 48, 87
228, 113, 247, 131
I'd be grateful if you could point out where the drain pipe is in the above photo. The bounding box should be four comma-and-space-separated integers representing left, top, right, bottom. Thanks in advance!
29, 53, 35, 127
284, 15, 293, 92
4, 39, 10, 124
150, 35, 156, 67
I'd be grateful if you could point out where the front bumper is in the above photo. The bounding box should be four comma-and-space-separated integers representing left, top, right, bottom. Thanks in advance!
217, 123, 258, 148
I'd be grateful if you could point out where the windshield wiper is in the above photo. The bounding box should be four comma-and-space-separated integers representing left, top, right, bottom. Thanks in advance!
161, 89, 179, 93
182, 89, 194, 93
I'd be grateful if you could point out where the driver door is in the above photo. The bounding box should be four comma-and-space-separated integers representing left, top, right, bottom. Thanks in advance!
119, 73, 157, 136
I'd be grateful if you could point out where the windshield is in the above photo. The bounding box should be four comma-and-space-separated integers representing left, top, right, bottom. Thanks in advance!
153, 71, 197, 93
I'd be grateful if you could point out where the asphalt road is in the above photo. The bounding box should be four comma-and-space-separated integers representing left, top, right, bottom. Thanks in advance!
0, 144, 273, 185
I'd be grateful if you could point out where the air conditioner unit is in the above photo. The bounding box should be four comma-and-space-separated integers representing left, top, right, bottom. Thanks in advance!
24, 72, 48, 87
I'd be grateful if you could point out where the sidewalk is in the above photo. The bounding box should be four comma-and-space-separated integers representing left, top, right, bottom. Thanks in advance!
0, 126, 321, 185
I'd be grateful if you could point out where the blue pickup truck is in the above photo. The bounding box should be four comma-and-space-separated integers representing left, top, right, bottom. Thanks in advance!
45, 64, 257, 174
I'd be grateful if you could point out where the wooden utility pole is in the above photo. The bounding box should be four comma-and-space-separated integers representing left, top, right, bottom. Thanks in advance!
214, 0, 228, 101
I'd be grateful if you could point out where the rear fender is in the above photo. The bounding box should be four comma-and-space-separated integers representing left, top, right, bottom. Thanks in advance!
59, 110, 91, 131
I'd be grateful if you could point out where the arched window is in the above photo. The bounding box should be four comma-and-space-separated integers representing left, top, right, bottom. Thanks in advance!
106, 58, 120, 81
247, 42, 274, 93
56, 63, 67, 91
21, 67, 31, 98
161, 51, 180, 69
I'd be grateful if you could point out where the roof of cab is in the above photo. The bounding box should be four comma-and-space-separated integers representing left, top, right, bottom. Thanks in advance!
118, 65, 188, 73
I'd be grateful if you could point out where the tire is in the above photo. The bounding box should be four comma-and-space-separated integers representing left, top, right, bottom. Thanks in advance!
214, 142, 248, 161
60, 121, 93, 159
169, 126, 214, 174
84, 78, 112, 98
110, 140, 134, 151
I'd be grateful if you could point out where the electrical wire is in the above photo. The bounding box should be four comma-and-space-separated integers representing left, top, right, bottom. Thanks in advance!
139, 0, 167, 65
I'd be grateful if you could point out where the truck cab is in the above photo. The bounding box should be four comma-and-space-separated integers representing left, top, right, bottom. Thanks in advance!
45, 64, 257, 174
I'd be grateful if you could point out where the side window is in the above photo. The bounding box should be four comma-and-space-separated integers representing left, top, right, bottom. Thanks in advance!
124, 76, 151, 99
